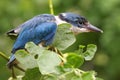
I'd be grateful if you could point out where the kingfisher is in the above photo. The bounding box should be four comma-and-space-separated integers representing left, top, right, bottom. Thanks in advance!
7, 12, 103, 36
7, 12, 103, 68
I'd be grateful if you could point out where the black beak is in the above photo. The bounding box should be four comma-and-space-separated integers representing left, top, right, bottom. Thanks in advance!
85, 23, 103, 33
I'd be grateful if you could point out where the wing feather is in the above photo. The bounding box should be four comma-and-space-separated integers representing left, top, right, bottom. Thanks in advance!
12, 22, 57, 53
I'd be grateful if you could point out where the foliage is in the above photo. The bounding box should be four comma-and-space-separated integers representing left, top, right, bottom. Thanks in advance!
8, 41, 100, 80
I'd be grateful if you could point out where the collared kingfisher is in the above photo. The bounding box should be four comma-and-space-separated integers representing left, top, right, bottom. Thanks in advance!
7, 12, 103, 68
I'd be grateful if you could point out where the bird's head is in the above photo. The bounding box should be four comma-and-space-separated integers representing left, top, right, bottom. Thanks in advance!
59, 12, 103, 34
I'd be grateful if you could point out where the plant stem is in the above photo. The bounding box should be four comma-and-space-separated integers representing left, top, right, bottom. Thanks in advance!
14, 65, 25, 72
0, 52, 9, 61
0, 52, 25, 72
49, 0, 54, 15
11, 67, 16, 79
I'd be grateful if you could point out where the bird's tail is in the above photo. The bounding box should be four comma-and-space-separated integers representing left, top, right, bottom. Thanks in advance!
6, 29, 18, 39
6, 29, 16, 35
7, 53, 16, 69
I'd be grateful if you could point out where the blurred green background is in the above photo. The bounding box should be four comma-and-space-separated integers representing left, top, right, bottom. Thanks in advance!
0, 0, 120, 80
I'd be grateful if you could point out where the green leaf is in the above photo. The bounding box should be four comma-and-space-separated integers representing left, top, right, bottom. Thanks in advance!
8, 75, 23, 80
25, 42, 45, 56
37, 50, 61, 74
42, 74, 57, 80
78, 45, 85, 54
75, 45, 85, 54
64, 53, 84, 68
15, 50, 38, 69
82, 71, 96, 80
25, 42, 62, 74
83, 44, 97, 61
59, 70, 82, 80
22, 68, 41, 80
53, 23, 76, 50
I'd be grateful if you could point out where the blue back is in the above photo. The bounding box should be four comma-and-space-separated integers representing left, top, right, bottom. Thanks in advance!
13, 14, 56, 34
12, 22, 57, 53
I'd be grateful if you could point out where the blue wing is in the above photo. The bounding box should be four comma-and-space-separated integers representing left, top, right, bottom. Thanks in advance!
12, 22, 57, 53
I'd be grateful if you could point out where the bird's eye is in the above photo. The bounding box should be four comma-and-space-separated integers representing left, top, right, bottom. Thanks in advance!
79, 22, 83, 24
76, 18, 83, 24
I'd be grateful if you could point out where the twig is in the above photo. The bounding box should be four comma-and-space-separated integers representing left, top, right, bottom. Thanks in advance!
48, 0, 54, 15
0, 52, 9, 61
0, 52, 25, 72
14, 64, 25, 72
